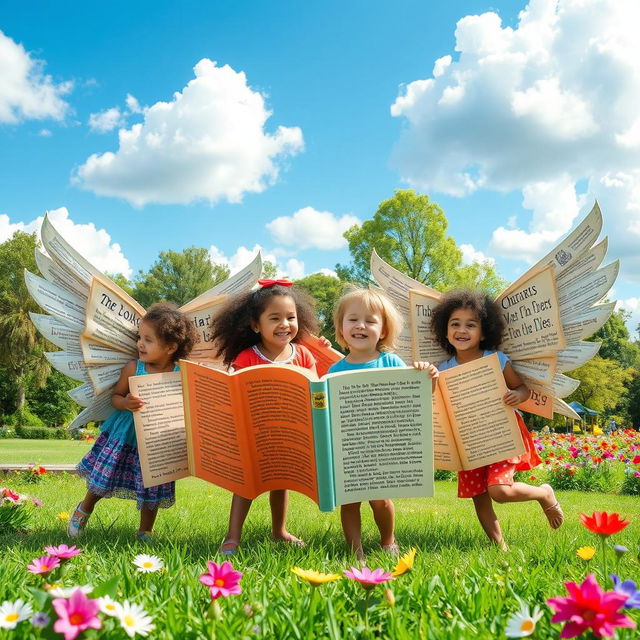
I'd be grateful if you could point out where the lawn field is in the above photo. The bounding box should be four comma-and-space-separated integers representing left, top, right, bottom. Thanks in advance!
1, 441, 640, 638
0, 438, 92, 465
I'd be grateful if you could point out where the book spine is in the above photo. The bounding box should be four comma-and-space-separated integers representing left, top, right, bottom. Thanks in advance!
310, 379, 335, 512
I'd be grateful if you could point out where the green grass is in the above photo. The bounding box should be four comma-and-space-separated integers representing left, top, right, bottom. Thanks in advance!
0, 438, 92, 464
2, 469, 640, 638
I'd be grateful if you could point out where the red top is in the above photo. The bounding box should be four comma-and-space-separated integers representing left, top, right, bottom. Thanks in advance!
232, 343, 317, 372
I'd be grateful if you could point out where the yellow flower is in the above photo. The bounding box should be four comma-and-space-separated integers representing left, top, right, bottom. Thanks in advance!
593, 426, 603, 435
56, 512, 70, 521
577, 546, 596, 561
392, 547, 417, 576
572, 425, 581, 433
291, 567, 340, 586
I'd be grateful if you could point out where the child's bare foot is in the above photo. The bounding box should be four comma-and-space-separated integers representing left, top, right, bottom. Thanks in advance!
497, 539, 509, 552
540, 484, 564, 529
272, 532, 305, 547
382, 542, 400, 556
354, 545, 366, 564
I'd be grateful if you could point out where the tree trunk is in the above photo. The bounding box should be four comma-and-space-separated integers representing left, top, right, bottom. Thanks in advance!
16, 368, 25, 410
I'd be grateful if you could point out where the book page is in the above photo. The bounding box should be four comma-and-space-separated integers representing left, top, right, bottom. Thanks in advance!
556, 341, 601, 373
180, 361, 254, 497
81, 337, 133, 364
558, 262, 619, 320
432, 385, 462, 471
236, 366, 319, 502
35, 250, 89, 301
297, 334, 343, 377
511, 357, 556, 385
439, 354, 524, 469
561, 303, 615, 344
130, 372, 190, 487
408, 289, 448, 363
327, 368, 433, 505
180, 295, 226, 362
24, 271, 85, 330
84, 278, 145, 353
29, 314, 82, 353
497, 265, 565, 360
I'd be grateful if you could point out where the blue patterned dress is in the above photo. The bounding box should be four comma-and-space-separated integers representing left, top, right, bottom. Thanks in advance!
77, 360, 176, 510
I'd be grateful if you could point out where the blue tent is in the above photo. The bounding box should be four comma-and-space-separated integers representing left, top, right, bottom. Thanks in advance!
568, 400, 599, 418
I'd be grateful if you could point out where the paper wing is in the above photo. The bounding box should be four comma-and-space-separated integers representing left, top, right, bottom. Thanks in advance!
500, 202, 617, 419
26, 213, 140, 429
370, 249, 444, 364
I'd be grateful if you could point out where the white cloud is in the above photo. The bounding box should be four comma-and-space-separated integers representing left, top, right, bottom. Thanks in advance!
266, 206, 360, 250
75, 59, 304, 206
0, 29, 71, 123
38, 128, 52, 137
317, 268, 339, 278
88, 107, 125, 133
390, 0, 640, 278
0, 208, 131, 277
208, 244, 308, 280
459, 244, 495, 266
125, 94, 142, 114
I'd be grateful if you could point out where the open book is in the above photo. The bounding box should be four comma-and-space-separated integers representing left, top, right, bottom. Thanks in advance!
130, 362, 434, 512
433, 353, 529, 471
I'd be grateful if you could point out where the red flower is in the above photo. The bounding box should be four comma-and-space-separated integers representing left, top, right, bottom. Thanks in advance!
632, 455, 640, 465
547, 573, 635, 638
580, 511, 630, 537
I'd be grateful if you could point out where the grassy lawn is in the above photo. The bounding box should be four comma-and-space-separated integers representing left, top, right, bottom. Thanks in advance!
0, 438, 92, 464
1, 442, 639, 638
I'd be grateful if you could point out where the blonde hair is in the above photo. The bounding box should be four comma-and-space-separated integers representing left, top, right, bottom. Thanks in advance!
333, 287, 403, 352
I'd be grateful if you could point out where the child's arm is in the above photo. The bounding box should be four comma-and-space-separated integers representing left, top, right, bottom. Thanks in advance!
412, 361, 439, 391
110, 360, 145, 412
502, 361, 530, 406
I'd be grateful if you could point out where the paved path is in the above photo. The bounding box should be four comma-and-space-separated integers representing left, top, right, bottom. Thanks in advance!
0, 464, 77, 474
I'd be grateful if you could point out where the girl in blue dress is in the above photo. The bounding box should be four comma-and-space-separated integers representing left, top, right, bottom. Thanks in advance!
68, 303, 196, 540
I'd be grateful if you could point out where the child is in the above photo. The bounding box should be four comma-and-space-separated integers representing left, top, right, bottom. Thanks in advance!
431, 289, 563, 550
68, 303, 196, 540
330, 287, 438, 561
210, 279, 323, 555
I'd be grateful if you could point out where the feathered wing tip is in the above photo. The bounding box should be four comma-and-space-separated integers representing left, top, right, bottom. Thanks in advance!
25, 213, 264, 428
369, 202, 617, 421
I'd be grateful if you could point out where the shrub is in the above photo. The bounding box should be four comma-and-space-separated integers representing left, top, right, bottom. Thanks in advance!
434, 469, 457, 482
15, 425, 70, 439
0, 487, 42, 532
620, 469, 640, 496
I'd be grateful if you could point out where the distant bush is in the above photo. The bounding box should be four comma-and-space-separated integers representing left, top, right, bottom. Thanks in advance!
15, 425, 70, 440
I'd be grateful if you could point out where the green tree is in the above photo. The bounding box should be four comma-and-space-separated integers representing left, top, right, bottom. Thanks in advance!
295, 273, 345, 344
105, 272, 135, 297
625, 370, 640, 429
587, 309, 640, 368
0, 232, 50, 410
262, 261, 278, 279
28, 370, 79, 427
336, 190, 506, 294
565, 357, 632, 414
133, 247, 230, 307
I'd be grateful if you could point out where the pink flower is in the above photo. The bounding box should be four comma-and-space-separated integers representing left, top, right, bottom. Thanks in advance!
199, 561, 243, 599
547, 573, 636, 638
27, 555, 60, 575
30, 497, 43, 507
44, 544, 83, 560
52, 589, 101, 640
343, 566, 394, 590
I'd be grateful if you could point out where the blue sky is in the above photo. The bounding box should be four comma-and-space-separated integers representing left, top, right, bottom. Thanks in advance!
1, 0, 639, 334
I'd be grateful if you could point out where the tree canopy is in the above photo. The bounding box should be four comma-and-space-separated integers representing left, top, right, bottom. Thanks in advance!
336, 189, 507, 295
294, 273, 345, 345
133, 247, 230, 307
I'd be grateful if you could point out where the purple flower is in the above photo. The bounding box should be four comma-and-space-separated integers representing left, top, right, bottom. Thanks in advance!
611, 574, 640, 609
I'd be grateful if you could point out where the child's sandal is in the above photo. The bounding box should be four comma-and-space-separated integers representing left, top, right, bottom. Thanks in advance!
382, 542, 400, 556
219, 538, 240, 556
137, 531, 154, 542
67, 503, 91, 538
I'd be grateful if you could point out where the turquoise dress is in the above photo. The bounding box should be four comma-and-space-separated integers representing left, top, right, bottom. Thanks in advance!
76, 360, 176, 509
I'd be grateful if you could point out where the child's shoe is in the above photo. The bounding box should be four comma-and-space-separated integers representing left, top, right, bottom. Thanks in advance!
67, 504, 90, 538
137, 531, 154, 542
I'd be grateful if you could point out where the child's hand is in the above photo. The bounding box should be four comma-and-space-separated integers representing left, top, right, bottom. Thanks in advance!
503, 388, 529, 406
318, 336, 332, 348
412, 361, 439, 380
124, 393, 145, 412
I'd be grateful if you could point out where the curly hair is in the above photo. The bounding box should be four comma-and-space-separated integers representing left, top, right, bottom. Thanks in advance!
142, 302, 197, 361
333, 286, 403, 352
431, 289, 505, 356
210, 285, 319, 366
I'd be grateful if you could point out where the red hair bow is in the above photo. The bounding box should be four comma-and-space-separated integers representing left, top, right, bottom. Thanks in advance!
258, 279, 293, 288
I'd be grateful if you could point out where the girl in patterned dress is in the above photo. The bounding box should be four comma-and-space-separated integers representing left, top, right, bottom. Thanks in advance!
431, 290, 563, 550
68, 303, 196, 540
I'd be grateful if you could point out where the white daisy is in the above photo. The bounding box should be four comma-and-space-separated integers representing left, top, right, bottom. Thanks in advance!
98, 595, 123, 617
505, 603, 544, 637
0, 599, 33, 629
47, 584, 93, 598
118, 601, 155, 638
132, 554, 164, 573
